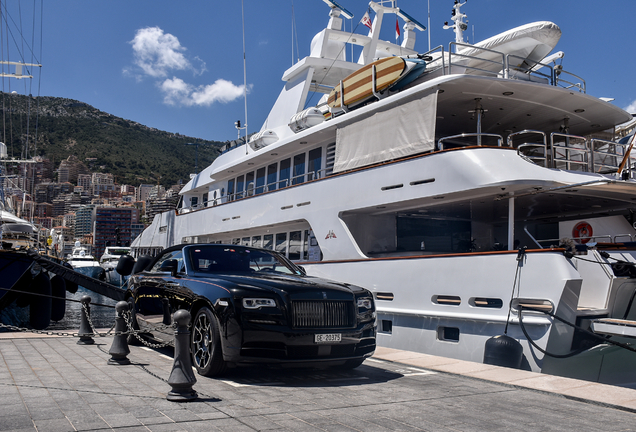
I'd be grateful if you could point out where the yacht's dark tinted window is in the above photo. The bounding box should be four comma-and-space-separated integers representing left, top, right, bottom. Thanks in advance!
245, 172, 255, 196
267, 163, 278, 191
235, 175, 244, 199
397, 217, 472, 253
293, 153, 306, 185
276, 232, 287, 256
308, 147, 322, 180
255, 167, 266, 194
279, 159, 291, 188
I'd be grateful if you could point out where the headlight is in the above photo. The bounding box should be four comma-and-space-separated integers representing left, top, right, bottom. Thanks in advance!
357, 297, 373, 309
242, 298, 277, 309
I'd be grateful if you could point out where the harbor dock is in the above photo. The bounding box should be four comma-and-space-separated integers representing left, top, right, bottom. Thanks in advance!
1, 333, 636, 431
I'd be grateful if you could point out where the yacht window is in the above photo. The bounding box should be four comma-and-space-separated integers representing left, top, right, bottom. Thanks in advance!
263, 234, 274, 250
397, 216, 472, 253
251, 236, 262, 248
289, 231, 301, 260
279, 159, 291, 188
191, 196, 198, 208
235, 175, 245, 200
267, 163, 277, 192
226, 180, 234, 202
246, 172, 255, 196
276, 232, 287, 256
302, 229, 309, 260
293, 153, 306, 185
202, 193, 208, 207
255, 168, 266, 194
308, 148, 322, 180
232, 238, 240, 245
241, 237, 250, 246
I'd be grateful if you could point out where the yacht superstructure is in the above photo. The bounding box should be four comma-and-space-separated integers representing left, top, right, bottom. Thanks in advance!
132, 1, 636, 386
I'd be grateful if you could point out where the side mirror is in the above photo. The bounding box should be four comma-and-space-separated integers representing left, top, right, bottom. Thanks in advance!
160, 259, 179, 277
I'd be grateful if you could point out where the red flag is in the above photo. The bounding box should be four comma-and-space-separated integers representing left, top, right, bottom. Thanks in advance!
361, 11, 372, 31
395, 19, 401, 40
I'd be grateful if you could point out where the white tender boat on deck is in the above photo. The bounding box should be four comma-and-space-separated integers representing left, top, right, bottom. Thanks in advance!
132, 1, 636, 386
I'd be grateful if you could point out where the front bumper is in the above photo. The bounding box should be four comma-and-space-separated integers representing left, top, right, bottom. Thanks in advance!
221, 320, 376, 365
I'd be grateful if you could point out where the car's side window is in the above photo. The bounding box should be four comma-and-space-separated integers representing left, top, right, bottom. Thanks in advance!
151, 250, 184, 273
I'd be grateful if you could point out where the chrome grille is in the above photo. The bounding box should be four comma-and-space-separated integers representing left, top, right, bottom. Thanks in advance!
292, 300, 354, 328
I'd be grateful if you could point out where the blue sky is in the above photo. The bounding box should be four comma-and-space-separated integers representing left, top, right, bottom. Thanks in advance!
2, 0, 635, 142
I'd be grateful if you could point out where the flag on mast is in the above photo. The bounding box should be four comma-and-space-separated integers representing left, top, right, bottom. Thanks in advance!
361, 11, 373, 30
395, 18, 401, 41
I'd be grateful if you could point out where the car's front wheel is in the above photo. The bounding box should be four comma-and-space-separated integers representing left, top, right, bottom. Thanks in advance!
191, 307, 227, 377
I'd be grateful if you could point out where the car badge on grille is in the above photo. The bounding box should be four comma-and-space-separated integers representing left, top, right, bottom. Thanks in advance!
322, 292, 327, 299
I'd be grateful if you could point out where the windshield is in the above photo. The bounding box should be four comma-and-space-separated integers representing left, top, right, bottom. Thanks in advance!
187, 245, 300, 275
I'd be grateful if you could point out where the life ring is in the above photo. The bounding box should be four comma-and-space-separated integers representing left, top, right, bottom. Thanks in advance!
572, 221, 593, 244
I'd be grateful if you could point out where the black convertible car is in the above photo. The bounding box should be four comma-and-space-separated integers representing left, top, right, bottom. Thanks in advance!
126, 244, 376, 376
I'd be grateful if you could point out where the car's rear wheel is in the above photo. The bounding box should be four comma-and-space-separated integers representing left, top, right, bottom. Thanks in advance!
191, 307, 227, 376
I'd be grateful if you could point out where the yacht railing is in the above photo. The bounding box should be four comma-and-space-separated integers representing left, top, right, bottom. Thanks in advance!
438, 133, 503, 150
440, 130, 634, 177
178, 168, 328, 213
526, 233, 634, 249
508, 130, 548, 167
446, 42, 585, 93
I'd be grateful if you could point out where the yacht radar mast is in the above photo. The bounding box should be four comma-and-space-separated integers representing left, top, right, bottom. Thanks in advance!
322, 0, 354, 19
443, 0, 469, 45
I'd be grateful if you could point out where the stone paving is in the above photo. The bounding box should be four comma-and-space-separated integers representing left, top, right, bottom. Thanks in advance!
1, 335, 636, 431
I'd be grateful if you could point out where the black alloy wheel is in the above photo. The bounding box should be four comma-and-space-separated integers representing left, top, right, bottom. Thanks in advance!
191, 307, 227, 376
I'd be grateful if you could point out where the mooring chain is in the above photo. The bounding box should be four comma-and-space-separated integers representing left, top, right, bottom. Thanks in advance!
81, 301, 117, 337
123, 310, 174, 349
0, 322, 83, 337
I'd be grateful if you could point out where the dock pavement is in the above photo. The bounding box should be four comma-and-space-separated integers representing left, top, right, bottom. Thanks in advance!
1, 331, 636, 431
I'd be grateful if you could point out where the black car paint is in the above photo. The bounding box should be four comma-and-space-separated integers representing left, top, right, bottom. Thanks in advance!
127, 244, 376, 371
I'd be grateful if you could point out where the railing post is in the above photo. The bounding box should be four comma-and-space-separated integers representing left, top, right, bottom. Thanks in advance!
167, 309, 198, 402
108, 301, 130, 365
77, 295, 94, 345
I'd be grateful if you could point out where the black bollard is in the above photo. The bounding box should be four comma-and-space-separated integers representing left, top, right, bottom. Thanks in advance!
108, 301, 131, 365
167, 309, 198, 402
77, 295, 94, 345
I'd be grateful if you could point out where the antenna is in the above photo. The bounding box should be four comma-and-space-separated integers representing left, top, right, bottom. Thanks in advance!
241, 0, 248, 154
443, 0, 469, 45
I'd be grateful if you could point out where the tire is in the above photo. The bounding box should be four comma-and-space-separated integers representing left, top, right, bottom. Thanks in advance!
191, 307, 226, 377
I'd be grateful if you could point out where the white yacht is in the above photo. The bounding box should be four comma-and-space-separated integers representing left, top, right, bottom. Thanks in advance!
99, 246, 131, 285
67, 241, 100, 269
132, 1, 636, 386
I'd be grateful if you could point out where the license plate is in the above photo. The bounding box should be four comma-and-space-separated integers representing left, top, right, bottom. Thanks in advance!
315, 333, 341, 343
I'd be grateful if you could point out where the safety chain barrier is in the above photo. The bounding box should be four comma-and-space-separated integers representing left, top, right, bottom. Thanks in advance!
0, 300, 174, 346
123, 310, 174, 349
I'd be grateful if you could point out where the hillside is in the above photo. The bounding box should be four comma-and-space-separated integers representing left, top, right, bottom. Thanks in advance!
0, 92, 223, 186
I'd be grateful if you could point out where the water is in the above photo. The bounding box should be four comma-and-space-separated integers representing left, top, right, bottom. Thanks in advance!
47, 286, 120, 331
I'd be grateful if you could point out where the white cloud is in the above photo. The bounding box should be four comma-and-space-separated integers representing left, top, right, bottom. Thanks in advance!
127, 26, 247, 107
624, 99, 636, 114
129, 27, 204, 78
160, 77, 247, 106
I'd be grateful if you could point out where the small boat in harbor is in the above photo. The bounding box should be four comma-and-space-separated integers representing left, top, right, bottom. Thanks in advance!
67, 241, 104, 280
131, 1, 636, 387
99, 246, 131, 286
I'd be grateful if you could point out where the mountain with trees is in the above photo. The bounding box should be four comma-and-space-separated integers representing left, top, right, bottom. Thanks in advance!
0, 92, 224, 186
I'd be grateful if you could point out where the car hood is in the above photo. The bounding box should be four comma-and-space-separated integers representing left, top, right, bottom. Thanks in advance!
196, 272, 364, 300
